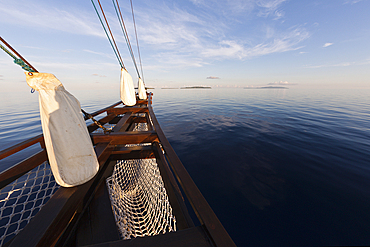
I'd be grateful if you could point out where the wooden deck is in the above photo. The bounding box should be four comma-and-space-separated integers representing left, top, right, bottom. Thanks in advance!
0, 94, 236, 247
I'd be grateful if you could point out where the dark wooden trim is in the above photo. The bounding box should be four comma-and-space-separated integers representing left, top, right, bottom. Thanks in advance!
152, 142, 194, 230
145, 113, 153, 131
131, 116, 147, 123
0, 135, 44, 160
112, 145, 152, 152
90, 131, 158, 145
74, 181, 121, 246
137, 99, 148, 104
147, 95, 236, 247
107, 107, 148, 115
111, 112, 132, 132
0, 150, 48, 190
109, 151, 155, 161
81, 226, 213, 247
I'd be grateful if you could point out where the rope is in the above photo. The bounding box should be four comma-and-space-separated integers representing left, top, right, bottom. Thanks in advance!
81, 109, 111, 133
130, 0, 145, 84
91, 0, 125, 69
112, 0, 141, 78
0, 37, 36, 73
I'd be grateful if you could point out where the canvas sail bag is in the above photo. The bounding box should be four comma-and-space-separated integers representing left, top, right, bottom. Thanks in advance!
138, 77, 147, 100
25, 72, 99, 187
120, 68, 136, 106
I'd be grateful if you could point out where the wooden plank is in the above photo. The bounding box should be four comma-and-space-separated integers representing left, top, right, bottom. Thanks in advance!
147, 95, 236, 247
83, 226, 213, 247
145, 113, 153, 131
75, 180, 120, 246
136, 99, 148, 105
109, 150, 155, 160
107, 107, 148, 115
90, 131, 158, 145
132, 116, 147, 123
152, 142, 194, 230
0, 150, 48, 190
111, 112, 132, 132
0, 135, 44, 160
8, 142, 113, 247
112, 145, 152, 152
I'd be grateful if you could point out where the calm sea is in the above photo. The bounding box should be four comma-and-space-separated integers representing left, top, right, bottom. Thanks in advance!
1, 87, 369, 246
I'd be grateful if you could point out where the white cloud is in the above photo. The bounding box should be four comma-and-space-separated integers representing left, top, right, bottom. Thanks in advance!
83, 50, 115, 59
305, 62, 352, 69
256, 0, 287, 18
189, 0, 287, 19
268, 81, 293, 85
0, 0, 309, 71
202, 27, 310, 59
323, 43, 333, 47
0, 1, 104, 37
344, 0, 365, 4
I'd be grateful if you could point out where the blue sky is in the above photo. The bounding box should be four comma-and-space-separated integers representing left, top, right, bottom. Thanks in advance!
1, 0, 369, 90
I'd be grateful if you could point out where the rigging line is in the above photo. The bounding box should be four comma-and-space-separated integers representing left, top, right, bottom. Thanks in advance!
91, 0, 124, 69
0, 36, 38, 72
130, 0, 145, 84
113, 0, 141, 78
96, 0, 125, 69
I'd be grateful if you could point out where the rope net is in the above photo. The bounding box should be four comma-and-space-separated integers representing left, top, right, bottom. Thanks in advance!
0, 162, 59, 246
106, 122, 176, 239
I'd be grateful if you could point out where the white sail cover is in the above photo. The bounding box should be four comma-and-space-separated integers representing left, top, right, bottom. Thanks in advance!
120, 68, 136, 106
138, 77, 147, 100
25, 72, 99, 187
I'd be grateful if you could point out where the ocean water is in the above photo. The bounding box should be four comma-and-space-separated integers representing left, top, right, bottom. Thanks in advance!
1, 87, 370, 246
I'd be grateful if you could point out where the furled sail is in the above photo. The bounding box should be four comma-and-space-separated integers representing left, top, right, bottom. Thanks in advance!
138, 77, 147, 100
25, 72, 99, 187
120, 68, 136, 106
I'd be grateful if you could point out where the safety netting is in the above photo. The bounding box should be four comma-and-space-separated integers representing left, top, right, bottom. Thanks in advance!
0, 162, 59, 246
106, 159, 176, 239
106, 121, 176, 239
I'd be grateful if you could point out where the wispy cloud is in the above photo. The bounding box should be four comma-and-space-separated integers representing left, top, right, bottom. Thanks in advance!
344, 0, 365, 4
189, 0, 287, 19
305, 62, 352, 69
323, 43, 333, 47
92, 74, 107, 77
256, 0, 287, 18
202, 27, 309, 59
268, 81, 295, 85
0, 1, 104, 37
132, 1, 310, 68
84, 50, 115, 59
33, 61, 117, 71
1, 0, 309, 71
207, 76, 220, 79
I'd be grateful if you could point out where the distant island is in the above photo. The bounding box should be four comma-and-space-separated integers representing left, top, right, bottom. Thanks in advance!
180, 86, 212, 89
244, 86, 288, 89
